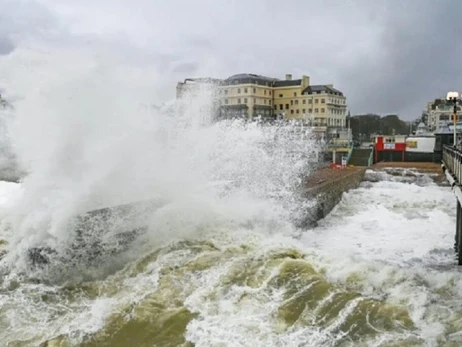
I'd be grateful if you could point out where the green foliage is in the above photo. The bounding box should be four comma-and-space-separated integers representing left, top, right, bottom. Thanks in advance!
347, 114, 410, 141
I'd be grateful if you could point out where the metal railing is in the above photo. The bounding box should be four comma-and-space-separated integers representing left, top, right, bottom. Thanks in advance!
327, 139, 353, 149
345, 146, 354, 165
443, 145, 462, 183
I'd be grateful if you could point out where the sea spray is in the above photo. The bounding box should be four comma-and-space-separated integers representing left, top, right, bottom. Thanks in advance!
0, 45, 319, 280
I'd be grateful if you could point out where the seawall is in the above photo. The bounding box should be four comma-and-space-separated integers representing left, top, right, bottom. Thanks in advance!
301, 167, 366, 227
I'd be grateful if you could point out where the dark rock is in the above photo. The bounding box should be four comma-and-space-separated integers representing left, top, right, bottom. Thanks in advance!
26, 198, 165, 268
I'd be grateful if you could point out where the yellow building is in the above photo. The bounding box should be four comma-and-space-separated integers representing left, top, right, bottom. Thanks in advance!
176, 73, 347, 127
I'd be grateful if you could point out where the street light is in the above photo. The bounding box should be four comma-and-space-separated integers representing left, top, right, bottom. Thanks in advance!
446, 91, 461, 146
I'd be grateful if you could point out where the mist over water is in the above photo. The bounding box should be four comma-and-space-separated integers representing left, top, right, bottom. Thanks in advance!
0, 45, 318, 277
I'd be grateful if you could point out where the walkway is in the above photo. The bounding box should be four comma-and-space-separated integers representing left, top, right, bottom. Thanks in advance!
372, 162, 446, 185
305, 167, 363, 189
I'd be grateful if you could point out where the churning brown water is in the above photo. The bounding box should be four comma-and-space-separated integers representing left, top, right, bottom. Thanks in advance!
1, 169, 462, 346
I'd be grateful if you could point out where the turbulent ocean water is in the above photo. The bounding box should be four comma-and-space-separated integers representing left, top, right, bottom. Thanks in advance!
0, 47, 461, 346
0, 169, 460, 347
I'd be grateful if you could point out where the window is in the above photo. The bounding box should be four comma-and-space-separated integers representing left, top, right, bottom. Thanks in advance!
279, 94, 283, 98
315, 99, 319, 104
269, 100, 272, 105
291, 110, 294, 114
238, 98, 241, 104
321, 98, 325, 103
385, 137, 395, 143
315, 108, 318, 113
302, 109, 306, 113
302, 99, 306, 104
244, 88, 248, 93
296, 109, 299, 114
264, 99, 267, 104
244, 98, 248, 104
253, 88, 256, 93
321, 108, 325, 113
238, 88, 241, 93
295, 100, 299, 105
254, 98, 256, 103
285, 104, 289, 109
268, 90, 272, 96
308, 108, 312, 113
294, 92, 297, 97
264, 90, 267, 95
290, 100, 294, 105
279, 104, 283, 110
309, 99, 312, 104
274, 105, 277, 110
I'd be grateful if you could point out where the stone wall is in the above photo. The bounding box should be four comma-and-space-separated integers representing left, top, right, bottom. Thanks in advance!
300, 168, 366, 228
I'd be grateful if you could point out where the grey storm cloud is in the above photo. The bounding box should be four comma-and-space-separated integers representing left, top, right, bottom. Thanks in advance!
3, 0, 462, 120
0, 37, 14, 55
0, 0, 61, 53
339, 0, 462, 119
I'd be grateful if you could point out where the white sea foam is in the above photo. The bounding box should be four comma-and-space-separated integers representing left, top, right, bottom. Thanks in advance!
0, 30, 459, 347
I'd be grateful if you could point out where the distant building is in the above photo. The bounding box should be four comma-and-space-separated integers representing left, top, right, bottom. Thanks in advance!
175, 78, 223, 120
373, 134, 407, 162
414, 122, 431, 135
425, 97, 460, 133
176, 73, 347, 129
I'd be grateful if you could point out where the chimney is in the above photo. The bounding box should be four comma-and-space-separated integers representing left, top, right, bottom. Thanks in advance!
301, 75, 310, 89
285, 74, 292, 81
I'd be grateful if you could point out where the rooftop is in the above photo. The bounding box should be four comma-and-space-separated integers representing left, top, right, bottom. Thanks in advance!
274, 79, 302, 87
226, 73, 279, 82
182, 77, 223, 84
179, 73, 344, 95
303, 85, 343, 96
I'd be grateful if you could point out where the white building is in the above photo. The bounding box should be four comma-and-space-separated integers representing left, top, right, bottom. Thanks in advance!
425, 97, 460, 133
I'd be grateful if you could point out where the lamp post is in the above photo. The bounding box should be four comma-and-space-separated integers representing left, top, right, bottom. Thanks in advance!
447, 91, 461, 147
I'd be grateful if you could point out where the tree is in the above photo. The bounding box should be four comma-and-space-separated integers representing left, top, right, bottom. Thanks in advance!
347, 113, 410, 141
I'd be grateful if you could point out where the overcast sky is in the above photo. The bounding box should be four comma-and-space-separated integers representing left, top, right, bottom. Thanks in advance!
1, 0, 462, 120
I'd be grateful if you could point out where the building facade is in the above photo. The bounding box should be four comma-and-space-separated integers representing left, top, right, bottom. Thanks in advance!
176, 73, 347, 128
425, 97, 461, 133
373, 135, 407, 162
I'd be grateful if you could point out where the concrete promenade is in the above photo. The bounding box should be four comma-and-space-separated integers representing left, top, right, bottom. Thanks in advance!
373, 161, 442, 171
306, 162, 444, 191
305, 167, 364, 190
372, 162, 446, 185
303, 161, 448, 227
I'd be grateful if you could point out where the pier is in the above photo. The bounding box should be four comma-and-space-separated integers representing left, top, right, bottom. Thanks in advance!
442, 146, 462, 264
